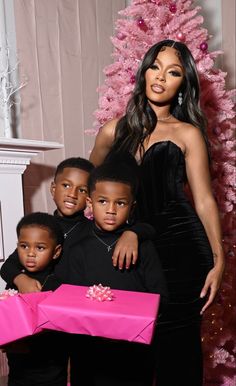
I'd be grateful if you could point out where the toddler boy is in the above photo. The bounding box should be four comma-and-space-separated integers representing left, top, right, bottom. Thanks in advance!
5, 212, 68, 386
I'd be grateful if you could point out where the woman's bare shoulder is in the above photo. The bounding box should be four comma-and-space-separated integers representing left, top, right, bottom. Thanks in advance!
179, 123, 208, 156
100, 118, 119, 138
89, 118, 119, 165
177, 122, 204, 141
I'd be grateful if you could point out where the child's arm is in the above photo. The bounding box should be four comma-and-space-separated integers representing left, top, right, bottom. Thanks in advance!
0, 249, 41, 293
112, 223, 156, 270
13, 274, 42, 293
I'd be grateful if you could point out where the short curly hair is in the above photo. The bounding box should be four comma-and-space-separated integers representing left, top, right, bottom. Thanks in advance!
16, 212, 64, 245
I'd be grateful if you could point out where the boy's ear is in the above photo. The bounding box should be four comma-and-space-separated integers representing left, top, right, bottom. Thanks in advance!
53, 244, 62, 260
50, 181, 56, 198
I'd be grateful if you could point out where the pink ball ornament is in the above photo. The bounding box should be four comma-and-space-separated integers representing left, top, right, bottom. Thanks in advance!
176, 32, 185, 41
169, 3, 177, 13
130, 74, 136, 84
137, 17, 148, 32
200, 42, 208, 52
116, 32, 126, 40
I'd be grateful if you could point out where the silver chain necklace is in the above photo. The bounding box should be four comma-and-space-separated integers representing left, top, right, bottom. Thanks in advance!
64, 222, 80, 239
92, 230, 119, 252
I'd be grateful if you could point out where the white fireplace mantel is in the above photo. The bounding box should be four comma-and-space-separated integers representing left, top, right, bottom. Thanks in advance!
0, 137, 63, 291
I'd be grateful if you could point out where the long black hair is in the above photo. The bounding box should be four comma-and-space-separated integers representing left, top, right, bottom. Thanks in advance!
113, 39, 208, 157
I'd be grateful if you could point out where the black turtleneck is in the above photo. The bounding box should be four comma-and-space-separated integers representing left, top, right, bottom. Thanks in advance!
0, 209, 157, 290
0, 210, 91, 287
53, 221, 168, 305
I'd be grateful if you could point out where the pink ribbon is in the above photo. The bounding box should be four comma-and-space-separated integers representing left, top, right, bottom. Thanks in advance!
86, 284, 114, 302
0, 288, 18, 300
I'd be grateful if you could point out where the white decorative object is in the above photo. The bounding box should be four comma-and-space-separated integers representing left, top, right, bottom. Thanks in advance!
0, 137, 63, 291
0, 45, 27, 138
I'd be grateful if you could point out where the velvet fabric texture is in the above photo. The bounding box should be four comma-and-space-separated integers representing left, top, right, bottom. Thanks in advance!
136, 140, 214, 386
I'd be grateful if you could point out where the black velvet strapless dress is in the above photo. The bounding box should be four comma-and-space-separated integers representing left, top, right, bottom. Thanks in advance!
137, 140, 214, 329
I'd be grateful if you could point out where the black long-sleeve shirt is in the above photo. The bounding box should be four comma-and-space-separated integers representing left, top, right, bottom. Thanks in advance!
52, 221, 168, 304
0, 210, 156, 288
0, 210, 90, 287
60, 222, 168, 386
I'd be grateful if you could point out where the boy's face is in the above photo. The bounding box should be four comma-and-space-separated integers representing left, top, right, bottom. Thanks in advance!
17, 226, 61, 272
50, 167, 90, 217
87, 181, 134, 231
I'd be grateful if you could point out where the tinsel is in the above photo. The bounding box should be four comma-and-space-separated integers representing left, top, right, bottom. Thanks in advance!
89, 1, 236, 384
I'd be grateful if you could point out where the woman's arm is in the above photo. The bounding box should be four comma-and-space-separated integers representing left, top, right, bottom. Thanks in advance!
184, 126, 225, 313
89, 119, 117, 166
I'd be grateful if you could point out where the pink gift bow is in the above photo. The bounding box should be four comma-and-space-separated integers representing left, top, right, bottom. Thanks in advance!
86, 284, 114, 302
0, 289, 18, 300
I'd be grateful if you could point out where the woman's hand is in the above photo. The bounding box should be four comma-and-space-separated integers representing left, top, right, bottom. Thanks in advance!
112, 231, 138, 270
13, 274, 42, 293
200, 264, 225, 314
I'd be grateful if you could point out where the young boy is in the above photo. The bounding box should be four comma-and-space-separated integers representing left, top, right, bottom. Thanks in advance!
1, 156, 155, 292
58, 158, 168, 386
5, 212, 69, 386
0, 157, 94, 292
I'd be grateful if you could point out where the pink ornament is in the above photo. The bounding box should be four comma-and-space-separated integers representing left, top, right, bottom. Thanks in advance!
176, 32, 185, 41
116, 32, 126, 40
137, 17, 148, 32
130, 74, 136, 84
169, 3, 177, 13
200, 41, 208, 51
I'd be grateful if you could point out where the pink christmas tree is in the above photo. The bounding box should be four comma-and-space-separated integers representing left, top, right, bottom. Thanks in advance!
90, 1, 236, 384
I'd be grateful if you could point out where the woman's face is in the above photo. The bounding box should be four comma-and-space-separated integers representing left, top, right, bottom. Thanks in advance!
145, 46, 184, 105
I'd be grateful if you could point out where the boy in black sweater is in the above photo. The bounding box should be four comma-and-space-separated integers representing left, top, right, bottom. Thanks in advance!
5, 212, 68, 386
1, 157, 154, 292
0, 157, 94, 292
59, 157, 168, 386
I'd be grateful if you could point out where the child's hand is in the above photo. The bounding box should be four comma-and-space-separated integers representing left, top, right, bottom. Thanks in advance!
13, 274, 42, 293
112, 231, 138, 270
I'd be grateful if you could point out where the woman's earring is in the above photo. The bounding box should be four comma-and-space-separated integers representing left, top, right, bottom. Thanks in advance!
178, 92, 183, 106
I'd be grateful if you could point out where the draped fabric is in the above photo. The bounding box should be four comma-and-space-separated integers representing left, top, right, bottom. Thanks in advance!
13, 0, 126, 213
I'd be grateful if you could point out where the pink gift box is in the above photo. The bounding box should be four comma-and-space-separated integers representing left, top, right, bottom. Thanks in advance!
37, 284, 160, 344
0, 291, 51, 346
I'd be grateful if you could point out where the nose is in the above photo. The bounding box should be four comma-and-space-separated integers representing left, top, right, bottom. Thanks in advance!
106, 202, 116, 214
27, 247, 36, 257
156, 72, 165, 82
68, 186, 78, 198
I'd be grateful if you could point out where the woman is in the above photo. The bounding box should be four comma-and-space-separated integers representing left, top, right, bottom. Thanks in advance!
89, 40, 225, 386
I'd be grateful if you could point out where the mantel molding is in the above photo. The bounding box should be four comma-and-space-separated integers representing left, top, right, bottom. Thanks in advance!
0, 137, 63, 152
0, 137, 64, 174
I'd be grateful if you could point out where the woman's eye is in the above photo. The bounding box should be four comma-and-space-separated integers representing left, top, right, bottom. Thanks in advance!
150, 64, 159, 70
169, 70, 182, 77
